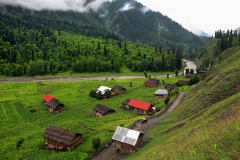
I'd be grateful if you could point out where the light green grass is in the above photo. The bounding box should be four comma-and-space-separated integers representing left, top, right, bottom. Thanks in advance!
0, 76, 187, 159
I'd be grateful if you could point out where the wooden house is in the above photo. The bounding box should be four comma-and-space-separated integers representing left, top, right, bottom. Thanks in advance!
155, 89, 168, 98
122, 99, 130, 108
42, 125, 83, 152
43, 94, 65, 114
126, 99, 155, 115
112, 126, 144, 154
185, 73, 195, 79
165, 83, 177, 90
144, 79, 159, 88
93, 104, 116, 117
112, 85, 127, 95
179, 80, 189, 86
96, 86, 113, 99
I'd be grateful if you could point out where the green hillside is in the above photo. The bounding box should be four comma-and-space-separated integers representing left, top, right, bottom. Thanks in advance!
126, 38, 240, 160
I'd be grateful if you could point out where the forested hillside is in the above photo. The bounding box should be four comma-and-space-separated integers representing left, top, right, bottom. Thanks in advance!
0, 10, 184, 77
0, 0, 207, 53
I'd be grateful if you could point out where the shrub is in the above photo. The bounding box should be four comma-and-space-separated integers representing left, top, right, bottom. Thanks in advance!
176, 81, 181, 87
174, 69, 179, 77
167, 73, 169, 78
143, 70, 148, 78
186, 68, 189, 74
164, 96, 170, 107
119, 123, 124, 127
190, 69, 194, 74
189, 75, 201, 85
162, 80, 165, 84
130, 82, 132, 87
89, 89, 97, 98
96, 91, 102, 100
105, 89, 112, 98
92, 137, 101, 151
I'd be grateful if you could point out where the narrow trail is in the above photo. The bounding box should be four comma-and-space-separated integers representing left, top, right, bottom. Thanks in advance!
92, 92, 187, 160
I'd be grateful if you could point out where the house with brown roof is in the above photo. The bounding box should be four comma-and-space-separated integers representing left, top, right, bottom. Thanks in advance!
126, 99, 155, 115
112, 85, 127, 95
179, 80, 189, 86
93, 104, 116, 117
144, 79, 159, 88
185, 73, 195, 79
122, 99, 130, 108
112, 126, 144, 154
165, 83, 177, 90
43, 94, 65, 114
42, 125, 83, 152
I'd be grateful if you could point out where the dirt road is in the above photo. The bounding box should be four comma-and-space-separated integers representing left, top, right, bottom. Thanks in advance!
92, 92, 187, 160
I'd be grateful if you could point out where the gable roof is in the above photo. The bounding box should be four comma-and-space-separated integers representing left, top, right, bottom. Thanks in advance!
127, 99, 152, 111
112, 126, 144, 146
165, 83, 177, 89
93, 104, 115, 115
144, 81, 158, 85
96, 86, 112, 95
179, 80, 189, 85
122, 99, 130, 105
112, 85, 126, 92
155, 89, 168, 95
43, 94, 57, 102
185, 73, 195, 78
42, 125, 82, 146
46, 99, 64, 109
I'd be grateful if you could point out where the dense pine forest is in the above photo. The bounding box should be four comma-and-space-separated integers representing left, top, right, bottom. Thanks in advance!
0, 10, 183, 76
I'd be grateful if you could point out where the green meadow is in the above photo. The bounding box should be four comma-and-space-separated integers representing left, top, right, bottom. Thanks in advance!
0, 76, 189, 159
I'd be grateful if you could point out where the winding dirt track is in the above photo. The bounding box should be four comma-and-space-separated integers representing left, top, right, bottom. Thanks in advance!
92, 92, 187, 160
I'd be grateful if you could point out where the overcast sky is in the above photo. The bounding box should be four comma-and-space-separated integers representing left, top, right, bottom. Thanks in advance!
136, 0, 240, 35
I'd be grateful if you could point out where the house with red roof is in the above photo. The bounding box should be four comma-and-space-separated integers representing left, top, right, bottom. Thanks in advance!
126, 99, 155, 115
42, 94, 65, 114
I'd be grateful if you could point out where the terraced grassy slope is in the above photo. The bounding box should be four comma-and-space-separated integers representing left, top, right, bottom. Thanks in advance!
125, 42, 240, 160
0, 76, 189, 159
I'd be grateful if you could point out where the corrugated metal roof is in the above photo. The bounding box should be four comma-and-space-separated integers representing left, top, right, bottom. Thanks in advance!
155, 89, 168, 95
43, 94, 57, 102
96, 86, 112, 95
112, 126, 142, 146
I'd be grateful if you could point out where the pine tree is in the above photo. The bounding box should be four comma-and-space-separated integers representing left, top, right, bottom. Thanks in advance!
78, 44, 80, 55
104, 46, 107, 57
229, 29, 233, 47
98, 42, 100, 50
155, 45, 158, 53
159, 46, 162, 53
162, 53, 167, 71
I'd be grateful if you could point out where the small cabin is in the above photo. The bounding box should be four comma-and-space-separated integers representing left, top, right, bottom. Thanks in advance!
185, 73, 195, 79
144, 79, 159, 88
93, 104, 116, 117
155, 89, 168, 98
42, 125, 83, 152
126, 99, 155, 115
96, 86, 113, 99
43, 94, 65, 114
122, 99, 130, 108
112, 126, 144, 155
112, 85, 127, 95
179, 80, 189, 86
165, 83, 177, 90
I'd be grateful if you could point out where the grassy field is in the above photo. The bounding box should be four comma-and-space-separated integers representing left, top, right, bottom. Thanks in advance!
0, 76, 189, 159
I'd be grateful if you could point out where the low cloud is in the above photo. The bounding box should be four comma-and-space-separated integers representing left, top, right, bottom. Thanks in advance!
0, 0, 112, 12
119, 2, 135, 12
141, 6, 150, 13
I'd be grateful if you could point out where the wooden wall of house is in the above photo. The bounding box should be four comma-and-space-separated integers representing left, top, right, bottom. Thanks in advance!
94, 111, 103, 117
155, 94, 167, 98
145, 84, 157, 88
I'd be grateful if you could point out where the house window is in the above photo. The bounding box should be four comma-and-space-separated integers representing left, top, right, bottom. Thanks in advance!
124, 146, 129, 149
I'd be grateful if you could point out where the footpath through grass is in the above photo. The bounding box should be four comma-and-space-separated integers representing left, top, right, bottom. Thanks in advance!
0, 76, 188, 159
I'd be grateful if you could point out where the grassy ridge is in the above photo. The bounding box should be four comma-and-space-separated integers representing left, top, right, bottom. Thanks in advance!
0, 76, 189, 159
125, 39, 240, 160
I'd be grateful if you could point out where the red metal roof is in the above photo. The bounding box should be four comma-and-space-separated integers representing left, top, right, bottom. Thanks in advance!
43, 94, 57, 102
127, 99, 152, 111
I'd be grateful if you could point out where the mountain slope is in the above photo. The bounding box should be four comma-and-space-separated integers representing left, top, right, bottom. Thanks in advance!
126, 40, 240, 160
0, 0, 207, 52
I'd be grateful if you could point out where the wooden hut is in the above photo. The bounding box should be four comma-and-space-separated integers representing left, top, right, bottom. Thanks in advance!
144, 79, 159, 88
96, 86, 113, 99
126, 99, 155, 115
122, 99, 130, 108
112, 126, 144, 154
43, 94, 65, 114
42, 125, 83, 152
165, 83, 177, 90
179, 80, 189, 86
185, 73, 195, 79
93, 104, 116, 117
155, 89, 168, 98
112, 85, 127, 95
